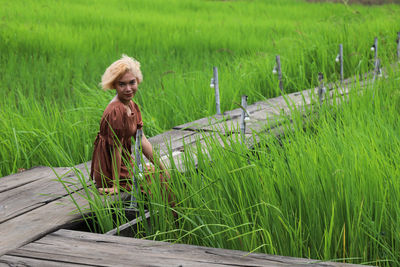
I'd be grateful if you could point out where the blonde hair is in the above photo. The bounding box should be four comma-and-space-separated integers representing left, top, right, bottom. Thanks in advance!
101, 54, 143, 90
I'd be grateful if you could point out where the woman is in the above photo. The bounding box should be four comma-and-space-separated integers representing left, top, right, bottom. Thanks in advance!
90, 55, 169, 195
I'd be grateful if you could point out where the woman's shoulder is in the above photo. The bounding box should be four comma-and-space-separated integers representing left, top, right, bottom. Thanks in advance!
104, 99, 125, 113
130, 100, 141, 112
101, 100, 126, 120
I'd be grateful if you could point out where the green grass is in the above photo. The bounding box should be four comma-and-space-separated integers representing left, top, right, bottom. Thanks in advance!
61, 66, 400, 265
21, 0, 399, 264
134, 68, 400, 265
1, 0, 400, 176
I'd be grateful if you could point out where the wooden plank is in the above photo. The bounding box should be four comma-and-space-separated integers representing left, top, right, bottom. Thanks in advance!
200, 118, 241, 134
154, 130, 229, 173
246, 116, 285, 134
159, 131, 222, 172
147, 130, 217, 172
163, 76, 371, 170
201, 108, 283, 135
148, 129, 196, 147
1, 229, 367, 267
264, 75, 369, 115
0, 193, 87, 257
72, 162, 91, 175
0, 177, 66, 224
150, 130, 197, 157
174, 101, 273, 132
223, 100, 273, 118
153, 74, 370, 171
174, 101, 280, 136
174, 114, 227, 130
0, 255, 83, 267
0, 166, 72, 194
218, 89, 320, 136
105, 210, 151, 236
243, 80, 368, 149
0, 166, 88, 224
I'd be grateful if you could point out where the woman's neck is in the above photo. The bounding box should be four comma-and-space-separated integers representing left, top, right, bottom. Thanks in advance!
111, 95, 130, 106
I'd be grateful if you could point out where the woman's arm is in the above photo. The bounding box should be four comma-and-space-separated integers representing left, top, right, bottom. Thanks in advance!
141, 134, 169, 176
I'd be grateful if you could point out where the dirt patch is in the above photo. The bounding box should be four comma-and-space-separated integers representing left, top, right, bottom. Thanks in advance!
307, 0, 400, 5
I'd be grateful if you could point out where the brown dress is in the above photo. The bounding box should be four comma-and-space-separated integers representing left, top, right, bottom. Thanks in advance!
90, 99, 143, 189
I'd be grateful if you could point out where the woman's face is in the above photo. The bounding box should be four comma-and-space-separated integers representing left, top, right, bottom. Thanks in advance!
115, 71, 138, 105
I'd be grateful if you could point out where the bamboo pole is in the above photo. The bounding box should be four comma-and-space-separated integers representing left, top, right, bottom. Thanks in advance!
213, 67, 221, 115
397, 32, 400, 62
374, 37, 378, 63
130, 129, 143, 209
318, 72, 326, 105
371, 37, 380, 88
275, 55, 283, 93
339, 44, 344, 85
240, 95, 248, 144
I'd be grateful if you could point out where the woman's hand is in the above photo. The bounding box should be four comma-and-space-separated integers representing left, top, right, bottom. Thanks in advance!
98, 186, 119, 195
164, 169, 171, 180
142, 134, 170, 177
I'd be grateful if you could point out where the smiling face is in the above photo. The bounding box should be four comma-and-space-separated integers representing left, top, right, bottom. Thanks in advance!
114, 71, 138, 105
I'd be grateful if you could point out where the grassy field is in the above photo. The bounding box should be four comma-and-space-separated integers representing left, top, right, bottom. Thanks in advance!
160, 73, 400, 266
4, 0, 400, 265
62, 67, 400, 266
1, 0, 400, 177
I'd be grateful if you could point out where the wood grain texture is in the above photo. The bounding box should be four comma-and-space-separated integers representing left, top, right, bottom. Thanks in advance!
1, 229, 367, 267
148, 129, 196, 147
150, 130, 197, 157
0, 166, 71, 194
105, 211, 151, 236
0, 255, 85, 267
0, 166, 89, 225
0, 177, 65, 224
173, 114, 227, 131
0, 193, 86, 256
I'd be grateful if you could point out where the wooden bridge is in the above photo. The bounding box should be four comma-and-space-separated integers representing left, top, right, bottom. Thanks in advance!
0, 76, 372, 266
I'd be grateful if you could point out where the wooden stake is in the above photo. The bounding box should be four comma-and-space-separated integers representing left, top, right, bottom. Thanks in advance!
240, 95, 248, 144
130, 129, 143, 209
339, 44, 344, 85
276, 55, 283, 93
372, 58, 380, 98
213, 67, 221, 115
397, 32, 400, 62
318, 72, 326, 105
371, 37, 380, 88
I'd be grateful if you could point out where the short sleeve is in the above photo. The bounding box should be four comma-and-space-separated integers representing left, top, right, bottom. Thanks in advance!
102, 105, 126, 145
134, 102, 144, 130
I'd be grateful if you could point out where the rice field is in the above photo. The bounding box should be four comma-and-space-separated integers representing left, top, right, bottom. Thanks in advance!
3, 0, 400, 265
62, 68, 400, 266
1, 0, 400, 176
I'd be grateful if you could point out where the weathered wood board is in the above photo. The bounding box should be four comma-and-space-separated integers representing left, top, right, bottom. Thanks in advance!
0, 166, 71, 194
0, 192, 86, 256
0, 165, 89, 225
0, 229, 367, 267
0, 176, 72, 224
149, 129, 197, 159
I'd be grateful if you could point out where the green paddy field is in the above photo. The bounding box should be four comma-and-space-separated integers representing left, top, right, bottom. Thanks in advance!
1, 0, 399, 176
2, 0, 400, 265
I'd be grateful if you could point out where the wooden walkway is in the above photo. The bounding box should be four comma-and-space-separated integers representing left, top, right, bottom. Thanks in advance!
0, 229, 365, 267
0, 76, 372, 266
